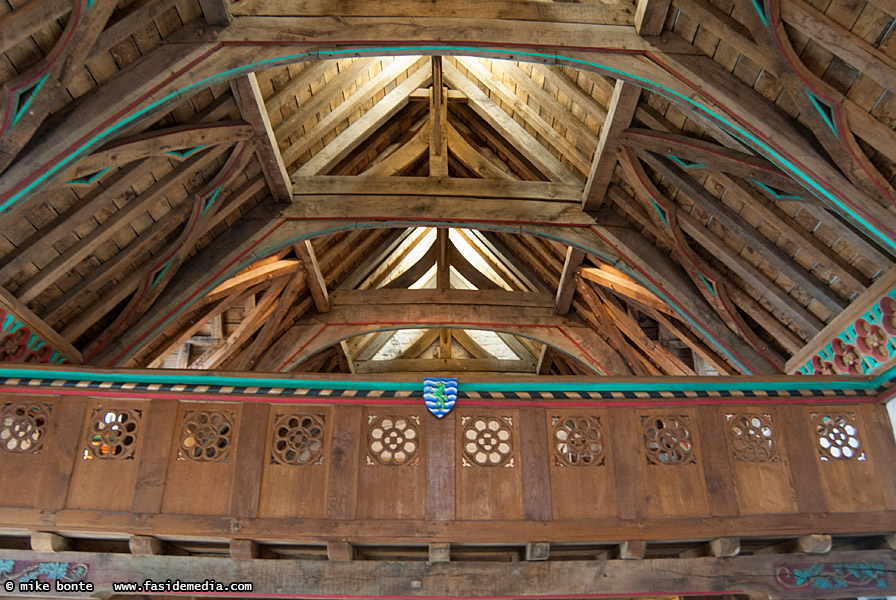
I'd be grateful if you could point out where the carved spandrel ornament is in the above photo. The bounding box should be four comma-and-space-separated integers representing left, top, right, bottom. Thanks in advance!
551, 416, 605, 466
726, 412, 780, 463
271, 413, 325, 466
642, 415, 695, 465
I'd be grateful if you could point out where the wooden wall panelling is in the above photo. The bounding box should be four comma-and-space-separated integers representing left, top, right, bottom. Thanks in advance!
638, 408, 709, 518
259, 406, 332, 518
721, 405, 798, 515
547, 409, 617, 520
694, 406, 738, 517
606, 407, 642, 520
357, 407, 427, 520
161, 402, 242, 515
520, 407, 552, 521
66, 398, 149, 511
779, 404, 827, 514
326, 405, 361, 520
809, 405, 886, 513
0, 394, 64, 507
860, 402, 896, 511
425, 411, 456, 521
131, 399, 179, 513
456, 408, 523, 520
36, 395, 88, 511
230, 402, 270, 518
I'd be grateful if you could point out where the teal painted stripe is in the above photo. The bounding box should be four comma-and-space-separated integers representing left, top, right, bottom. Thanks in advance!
751, 0, 770, 27
806, 92, 837, 135
12, 73, 50, 127
0, 367, 881, 393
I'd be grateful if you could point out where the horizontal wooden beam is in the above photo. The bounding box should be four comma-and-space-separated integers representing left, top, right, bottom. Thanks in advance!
353, 358, 537, 374
0, 547, 892, 599
293, 176, 583, 201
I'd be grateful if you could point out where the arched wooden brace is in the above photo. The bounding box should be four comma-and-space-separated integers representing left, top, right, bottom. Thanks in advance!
0, 28, 892, 252
90, 198, 778, 375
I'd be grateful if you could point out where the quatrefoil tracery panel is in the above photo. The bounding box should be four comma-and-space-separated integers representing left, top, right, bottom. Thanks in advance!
0, 402, 50, 454
461, 416, 514, 467
178, 410, 234, 462
812, 413, 866, 461
84, 407, 141, 460
271, 414, 325, 466
726, 412, 779, 463
642, 415, 695, 465
367, 415, 420, 466
551, 416, 605, 466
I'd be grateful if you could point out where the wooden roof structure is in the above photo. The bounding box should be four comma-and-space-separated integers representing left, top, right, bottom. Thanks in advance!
1, 0, 895, 379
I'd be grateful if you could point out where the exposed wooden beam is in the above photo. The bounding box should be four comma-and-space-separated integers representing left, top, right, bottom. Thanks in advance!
361, 119, 430, 177
294, 176, 579, 201
447, 121, 516, 180
430, 56, 448, 177
582, 80, 640, 211
294, 241, 330, 313
230, 73, 292, 203
578, 266, 676, 316
442, 61, 578, 184
236, 268, 307, 371
199, 0, 231, 24
437, 229, 450, 290
293, 60, 431, 175
634, 0, 671, 35
554, 247, 586, 315
0, 0, 70, 55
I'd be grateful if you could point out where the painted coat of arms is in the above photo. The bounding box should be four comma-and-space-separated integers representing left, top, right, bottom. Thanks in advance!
423, 377, 457, 418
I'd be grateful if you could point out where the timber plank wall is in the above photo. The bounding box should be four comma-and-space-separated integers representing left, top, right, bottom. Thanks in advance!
1, 390, 895, 544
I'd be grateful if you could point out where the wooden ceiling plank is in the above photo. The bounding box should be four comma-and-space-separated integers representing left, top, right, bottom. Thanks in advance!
582, 80, 641, 211
442, 61, 578, 184
486, 60, 600, 156
643, 306, 735, 375
205, 259, 302, 303
273, 58, 377, 143
294, 61, 432, 176
634, 0, 672, 36
325, 230, 399, 289
363, 229, 432, 290
283, 57, 425, 169
554, 246, 586, 315
782, 0, 896, 96
0, 0, 70, 55
383, 242, 439, 290
231, 73, 293, 203
675, 205, 822, 338
266, 61, 334, 116
455, 56, 592, 176
669, 0, 770, 71
0, 160, 151, 286
472, 231, 550, 293
532, 65, 608, 124
295, 240, 330, 313
199, 0, 231, 25
642, 151, 848, 315
87, 0, 179, 60
725, 285, 805, 355
15, 147, 230, 305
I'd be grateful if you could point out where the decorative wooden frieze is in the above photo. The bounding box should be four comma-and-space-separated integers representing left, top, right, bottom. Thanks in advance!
271, 413, 324, 466
726, 412, 779, 463
811, 413, 865, 461
461, 416, 514, 467
0, 290, 81, 365
642, 415, 695, 465
789, 269, 896, 375
0, 402, 50, 454
367, 415, 420, 466
178, 410, 234, 462
775, 562, 886, 591
82, 408, 141, 460
550, 416, 605, 466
